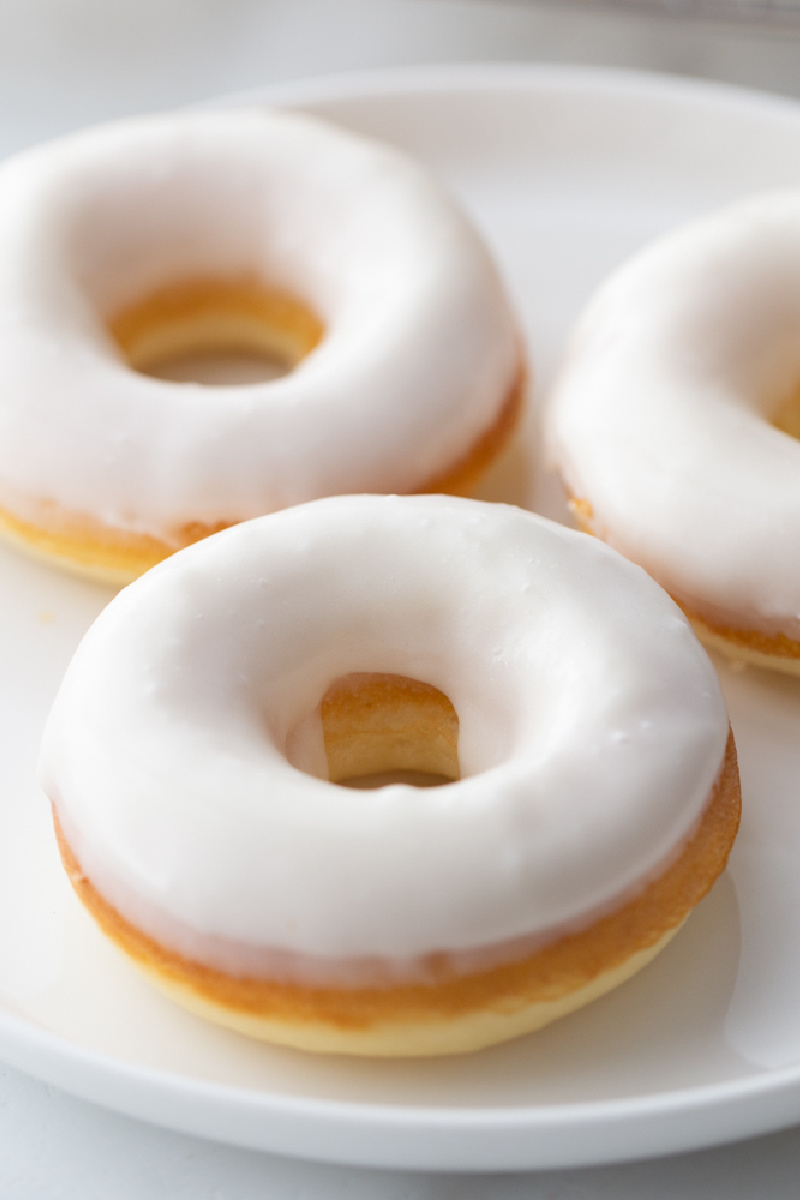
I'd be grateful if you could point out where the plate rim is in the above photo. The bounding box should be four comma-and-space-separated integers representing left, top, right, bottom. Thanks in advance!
221, 56, 800, 131
3, 993, 800, 1170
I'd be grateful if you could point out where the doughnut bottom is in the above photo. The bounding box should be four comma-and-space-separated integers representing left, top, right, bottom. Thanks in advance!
567, 495, 800, 675
680, 614, 800, 676
125, 922, 685, 1057
52, 666, 740, 1057
0, 503, 224, 586
4, 278, 525, 585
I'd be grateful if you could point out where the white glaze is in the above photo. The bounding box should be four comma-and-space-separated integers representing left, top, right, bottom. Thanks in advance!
39, 495, 729, 984
546, 189, 800, 638
0, 108, 518, 540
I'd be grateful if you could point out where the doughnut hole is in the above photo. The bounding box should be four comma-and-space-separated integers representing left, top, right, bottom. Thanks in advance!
320, 672, 460, 789
109, 277, 324, 386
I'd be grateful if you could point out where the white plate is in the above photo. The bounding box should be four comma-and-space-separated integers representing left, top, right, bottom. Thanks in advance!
4, 64, 800, 1172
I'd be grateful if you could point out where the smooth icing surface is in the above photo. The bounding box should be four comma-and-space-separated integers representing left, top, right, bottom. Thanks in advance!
0, 108, 518, 540
546, 189, 800, 638
39, 495, 729, 984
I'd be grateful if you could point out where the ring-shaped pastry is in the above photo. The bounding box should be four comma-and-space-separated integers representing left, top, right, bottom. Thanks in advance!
547, 189, 800, 671
0, 108, 523, 582
40, 495, 740, 1056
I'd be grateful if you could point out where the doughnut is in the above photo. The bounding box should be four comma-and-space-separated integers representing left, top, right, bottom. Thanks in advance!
547, 189, 800, 673
0, 108, 524, 583
39, 494, 741, 1057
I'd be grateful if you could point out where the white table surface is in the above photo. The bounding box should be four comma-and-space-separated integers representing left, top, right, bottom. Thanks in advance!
4, 1, 800, 1194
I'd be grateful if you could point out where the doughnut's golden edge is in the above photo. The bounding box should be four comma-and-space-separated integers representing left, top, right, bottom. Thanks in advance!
51, 730, 741, 1057
566, 491, 800, 675
0, 505, 217, 587
0, 350, 527, 587
414, 354, 528, 500
683, 613, 800, 676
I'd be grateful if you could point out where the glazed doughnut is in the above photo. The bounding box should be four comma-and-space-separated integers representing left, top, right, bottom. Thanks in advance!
547, 189, 800, 672
39, 494, 740, 1057
0, 108, 523, 583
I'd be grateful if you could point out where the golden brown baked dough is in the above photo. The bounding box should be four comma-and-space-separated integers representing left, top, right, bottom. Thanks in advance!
53, 692, 740, 1057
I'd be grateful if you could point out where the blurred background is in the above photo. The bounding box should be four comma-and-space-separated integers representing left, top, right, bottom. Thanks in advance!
3, 0, 800, 157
